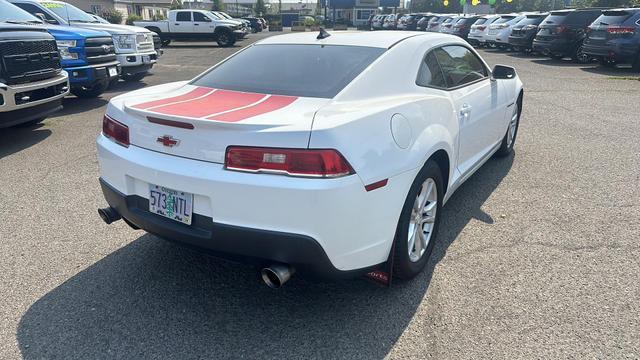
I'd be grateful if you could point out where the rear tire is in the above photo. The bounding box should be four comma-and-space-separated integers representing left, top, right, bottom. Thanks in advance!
574, 43, 591, 64
392, 160, 444, 280
495, 94, 522, 157
71, 82, 107, 98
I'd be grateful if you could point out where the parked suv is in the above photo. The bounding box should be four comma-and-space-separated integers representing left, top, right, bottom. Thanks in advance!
426, 16, 452, 33
450, 16, 482, 40
583, 8, 640, 70
383, 13, 401, 29
468, 15, 500, 46
416, 15, 437, 31
508, 13, 549, 52
485, 14, 518, 47
532, 8, 606, 62
0, 11, 69, 128
11, 0, 158, 81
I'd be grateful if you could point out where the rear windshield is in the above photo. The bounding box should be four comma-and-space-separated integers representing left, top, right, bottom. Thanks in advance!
518, 16, 546, 25
494, 16, 516, 24
593, 11, 635, 25
192, 44, 385, 98
474, 18, 488, 25
544, 13, 570, 24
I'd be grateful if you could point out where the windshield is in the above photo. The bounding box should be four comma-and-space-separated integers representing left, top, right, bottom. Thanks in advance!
217, 12, 232, 19
0, 1, 41, 23
192, 44, 386, 98
207, 11, 221, 20
41, 1, 99, 23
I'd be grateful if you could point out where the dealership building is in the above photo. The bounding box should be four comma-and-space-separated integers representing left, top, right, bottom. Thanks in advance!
326, 0, 401, 26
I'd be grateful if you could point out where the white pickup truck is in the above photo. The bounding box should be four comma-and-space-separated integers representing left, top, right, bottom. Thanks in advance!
135, 10, 248, 47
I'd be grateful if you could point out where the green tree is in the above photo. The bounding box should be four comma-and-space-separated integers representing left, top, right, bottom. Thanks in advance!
211, 0, 225, 11
254, 0, 267, 15
102, 9, 123, 24
170, 0, 183, 10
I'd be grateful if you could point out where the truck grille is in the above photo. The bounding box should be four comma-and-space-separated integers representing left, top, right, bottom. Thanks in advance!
85, 37, 117, 64
136, 33, 154, 52
0, 39, 61, 85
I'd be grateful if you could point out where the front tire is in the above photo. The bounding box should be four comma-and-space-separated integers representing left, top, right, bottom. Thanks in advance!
216, 31, 235, 47
495, 94, 522, 157
393, 161, 444, 279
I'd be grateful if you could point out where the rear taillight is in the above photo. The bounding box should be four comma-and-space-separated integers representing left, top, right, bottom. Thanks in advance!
225, 147, 354, 178
523, 25, 538, 30
477, 25, 486, 31
607, 26, 635, 35
102, 115, 129, 147
555, 25, 567, 34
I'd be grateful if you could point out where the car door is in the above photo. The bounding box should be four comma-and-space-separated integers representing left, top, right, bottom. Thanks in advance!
432, 45, 504, 175
172, 11, 193, 33
193, 11, 214, 34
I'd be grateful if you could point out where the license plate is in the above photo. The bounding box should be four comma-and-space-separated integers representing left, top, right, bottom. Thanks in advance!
149, 184, 193, 225
108, 67, 118, 77
143, 55, 151, 64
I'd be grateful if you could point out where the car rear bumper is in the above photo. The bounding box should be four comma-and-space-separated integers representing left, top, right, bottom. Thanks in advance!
532, 38, 574, 56
96, 135, 405, 276
583, 42, 640, 63
508, 35, 534, 47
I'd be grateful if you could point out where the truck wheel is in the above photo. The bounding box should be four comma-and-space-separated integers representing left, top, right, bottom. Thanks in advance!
71, 82, 107, 98
216, 31, 235, 47
121, 72, 147, 82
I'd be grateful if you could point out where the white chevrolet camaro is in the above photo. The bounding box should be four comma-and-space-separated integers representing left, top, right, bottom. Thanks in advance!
97, 31, 523, 287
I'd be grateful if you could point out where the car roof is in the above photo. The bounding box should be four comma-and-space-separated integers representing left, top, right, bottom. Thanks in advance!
257, 31, 445, 49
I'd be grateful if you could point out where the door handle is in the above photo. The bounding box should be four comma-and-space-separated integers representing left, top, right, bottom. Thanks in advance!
459, 104, 472, 122
175, 23, 179, 25
194, 23, 199, 26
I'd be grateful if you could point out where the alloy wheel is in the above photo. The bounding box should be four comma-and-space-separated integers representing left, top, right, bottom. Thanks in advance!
506, 103, 519, 147
407, 178, 438, 262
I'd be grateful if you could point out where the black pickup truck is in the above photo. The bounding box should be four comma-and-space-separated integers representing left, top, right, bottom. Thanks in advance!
0, 22, 69, 128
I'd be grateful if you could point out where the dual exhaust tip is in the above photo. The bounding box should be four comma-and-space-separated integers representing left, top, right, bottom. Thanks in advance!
98, 207, 295, 288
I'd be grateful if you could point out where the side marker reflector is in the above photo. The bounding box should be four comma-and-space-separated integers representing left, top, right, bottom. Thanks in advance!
365, 179, 388, 192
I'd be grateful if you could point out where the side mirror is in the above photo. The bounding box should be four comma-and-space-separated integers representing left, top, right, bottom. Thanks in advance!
492, 65, 516, 80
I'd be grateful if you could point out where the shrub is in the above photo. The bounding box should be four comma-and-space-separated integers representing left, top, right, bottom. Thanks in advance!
302, 17, 316, 27
125, 14, 143, 25
102, 9, 123, 24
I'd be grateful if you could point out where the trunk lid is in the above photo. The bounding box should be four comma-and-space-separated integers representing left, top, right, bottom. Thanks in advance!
120, 84, 330, 164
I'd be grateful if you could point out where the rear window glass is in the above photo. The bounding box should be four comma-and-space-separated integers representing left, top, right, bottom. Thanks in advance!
544, 13, 570, 24
518, 16, 546, 25
474, 18, 487, 25
494, 16, 516, 24
192, 44, 385, 98
594, 11, 634, 25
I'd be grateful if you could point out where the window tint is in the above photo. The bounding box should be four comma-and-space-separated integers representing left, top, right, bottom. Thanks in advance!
544, 12, 570, 24
518, 16, 546, 26
193, 12, 210, 22
494, 16, 515, 24
176, 11, 191, 21
416, 52, 447, 88
474, 18, 487, 25
593, 11, 634, 25
433, 46, 487, 88
192, 44, 385, 98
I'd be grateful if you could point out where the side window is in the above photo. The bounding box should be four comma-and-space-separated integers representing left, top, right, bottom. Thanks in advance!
176, 11, 191, 22
193, 12, 210, 22
416, 51, 447, 88
433, 46, 488, 88
14, 3, 58, 23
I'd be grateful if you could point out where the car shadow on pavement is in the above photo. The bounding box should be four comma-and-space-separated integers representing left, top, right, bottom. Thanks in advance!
16, 154, 514, 359
0, 124, 51, 159
59, 97, 109, 116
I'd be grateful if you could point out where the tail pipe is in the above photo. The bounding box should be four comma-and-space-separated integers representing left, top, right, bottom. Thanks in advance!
98, 207, 121, 225
261, 264, 295, 289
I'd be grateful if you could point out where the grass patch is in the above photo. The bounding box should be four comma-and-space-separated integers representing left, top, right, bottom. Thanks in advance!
608, 76, 640, 81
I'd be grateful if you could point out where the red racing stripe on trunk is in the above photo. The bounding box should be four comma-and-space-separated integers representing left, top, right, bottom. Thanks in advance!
208, 95, 298, 122
150, 90, 266, 118
132, 87, 212, 110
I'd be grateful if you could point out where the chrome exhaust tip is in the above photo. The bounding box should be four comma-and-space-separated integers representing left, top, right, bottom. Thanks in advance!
98, 207, 121, 225
261, 264, 295, 289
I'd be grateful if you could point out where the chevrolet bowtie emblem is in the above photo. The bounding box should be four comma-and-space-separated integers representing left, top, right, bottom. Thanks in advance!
157, 135, 179, 147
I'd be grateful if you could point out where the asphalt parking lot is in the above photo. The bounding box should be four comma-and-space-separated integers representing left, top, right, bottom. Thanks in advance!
1, 31, 639, 359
